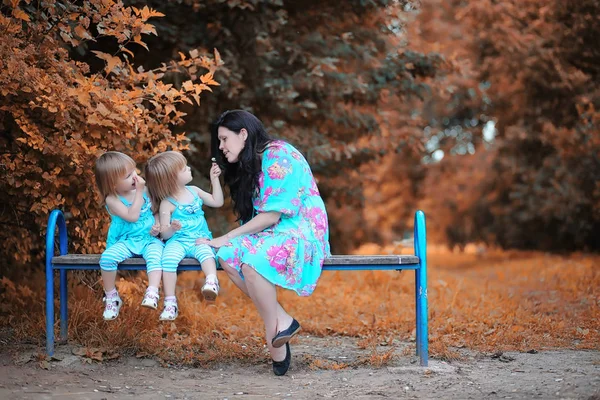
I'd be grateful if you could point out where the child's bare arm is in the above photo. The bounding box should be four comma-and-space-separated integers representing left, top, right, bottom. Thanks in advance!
194, 162, 224, 207
194, 185, 224, 208
150, 214, 160, 236
105, 189, 144, 222
159, 200, 180, 240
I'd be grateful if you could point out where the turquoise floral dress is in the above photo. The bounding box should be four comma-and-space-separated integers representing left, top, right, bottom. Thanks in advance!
217, 140, 331, 296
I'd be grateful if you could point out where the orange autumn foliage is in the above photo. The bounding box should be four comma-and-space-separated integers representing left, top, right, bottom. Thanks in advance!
414, 0, 600, 251
0, 1, 220, 274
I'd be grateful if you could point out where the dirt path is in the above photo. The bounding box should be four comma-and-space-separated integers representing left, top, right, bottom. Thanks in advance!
0, 337, 598, 400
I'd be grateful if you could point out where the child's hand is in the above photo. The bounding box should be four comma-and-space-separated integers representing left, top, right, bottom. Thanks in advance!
134, 175, 146, 190
150, 223, 160, 236
210, 162, 221, 181
171, 219, 182, 231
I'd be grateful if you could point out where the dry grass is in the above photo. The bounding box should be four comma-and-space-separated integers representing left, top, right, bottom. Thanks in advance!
1, 247, 598, 367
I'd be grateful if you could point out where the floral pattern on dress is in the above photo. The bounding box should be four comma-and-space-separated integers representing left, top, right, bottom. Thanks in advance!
217, 140, 331, 296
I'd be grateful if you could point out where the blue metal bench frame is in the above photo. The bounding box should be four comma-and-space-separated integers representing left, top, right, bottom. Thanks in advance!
45, 209, 428, 365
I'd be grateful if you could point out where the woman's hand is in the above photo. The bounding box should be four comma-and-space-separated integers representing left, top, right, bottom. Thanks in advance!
196, 235, 231, 249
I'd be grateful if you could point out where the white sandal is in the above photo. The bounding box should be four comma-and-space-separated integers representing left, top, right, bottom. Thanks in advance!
103, 293, 123, 320
201, 279, 220, 301
141, 289, 159, 310
159, 300, 179, 321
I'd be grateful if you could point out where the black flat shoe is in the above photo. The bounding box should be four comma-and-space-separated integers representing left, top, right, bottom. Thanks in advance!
272, 343, 291, 376
272, 318, 301, 348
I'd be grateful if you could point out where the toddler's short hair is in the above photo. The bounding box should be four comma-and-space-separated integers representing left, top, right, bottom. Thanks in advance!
95, 151, 136, 199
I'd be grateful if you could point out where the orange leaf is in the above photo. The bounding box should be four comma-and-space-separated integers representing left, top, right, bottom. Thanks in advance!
182, 80, 194, 92
200, 71, 220, 86
200, 72, 214, 84
96, 103, 110, 117
164, 104, 175, 116
214, 48, 223, 65
147, 7, 165, 18
91, 51, 121, 74
141, 23, 157, 36
73, 25, 92, 40
119, 46, 135, 59
104, 56, 121, 75
133, 37, 149, 51
138, 6, 163, 21
196, 84, 212, 94
12, 8, 30, 22
91, 51, 111, 62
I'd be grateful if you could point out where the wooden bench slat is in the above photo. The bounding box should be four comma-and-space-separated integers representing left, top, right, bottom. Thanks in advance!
52, 254, 419, 266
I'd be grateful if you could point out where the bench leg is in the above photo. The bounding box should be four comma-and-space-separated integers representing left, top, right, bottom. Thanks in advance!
45, 264, 55, 356
59, 270, 68, 342
414, 210, 428, 366
46, 210, 68, 356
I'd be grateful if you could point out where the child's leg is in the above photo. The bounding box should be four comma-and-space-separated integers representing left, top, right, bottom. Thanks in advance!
140, 240, 164, 309
161, 240, 186, 297
194, 244, 219, 300
99, 242, 132, 291
142, 240, 163, 288
194, 244, 217, 276
101, 270, 118, 293
159, 239, 184, 321
99, 242, 131, 320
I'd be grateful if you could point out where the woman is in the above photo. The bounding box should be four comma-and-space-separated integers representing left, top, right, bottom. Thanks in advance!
196, 110, 330, 376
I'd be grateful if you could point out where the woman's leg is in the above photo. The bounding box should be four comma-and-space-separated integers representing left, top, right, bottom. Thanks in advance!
220, 259, 293, 332
241, 264, 287, 361
219, 259, 250, 296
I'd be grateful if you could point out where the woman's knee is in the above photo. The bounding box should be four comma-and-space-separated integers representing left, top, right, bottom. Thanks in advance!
240, 263, 258, 282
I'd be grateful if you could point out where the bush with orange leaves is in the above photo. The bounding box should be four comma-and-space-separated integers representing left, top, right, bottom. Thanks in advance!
0, 0, 220, 275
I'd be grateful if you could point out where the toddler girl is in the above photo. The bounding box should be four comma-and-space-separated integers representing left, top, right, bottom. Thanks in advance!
94, 152, 164, 320
145, 151, 223, 321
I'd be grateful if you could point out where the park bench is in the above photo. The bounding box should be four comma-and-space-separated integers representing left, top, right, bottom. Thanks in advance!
45, 209, 429, 366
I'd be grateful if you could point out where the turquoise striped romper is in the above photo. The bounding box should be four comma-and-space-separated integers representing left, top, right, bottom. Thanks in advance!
100, 192, 164, 272
161, 186, 215, 273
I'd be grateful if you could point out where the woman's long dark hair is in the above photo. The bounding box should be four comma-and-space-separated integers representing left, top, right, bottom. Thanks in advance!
211, 110, 273, 223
